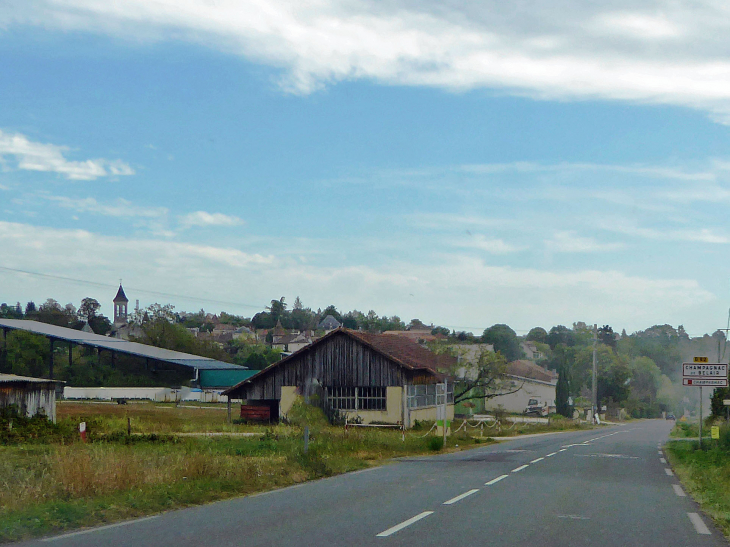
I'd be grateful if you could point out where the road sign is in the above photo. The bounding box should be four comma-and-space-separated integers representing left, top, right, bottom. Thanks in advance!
712, 426, 720, 440
724, 399, 730, 406
683, 378, 729, 387
683, 363, 727, 378
694, 356, 709, 363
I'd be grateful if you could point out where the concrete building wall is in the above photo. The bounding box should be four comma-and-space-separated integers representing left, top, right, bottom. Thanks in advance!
63, 387, 228, 403
484, 378, 557, 414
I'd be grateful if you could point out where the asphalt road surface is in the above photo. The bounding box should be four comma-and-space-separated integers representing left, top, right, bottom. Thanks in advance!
19, 420, 725, 546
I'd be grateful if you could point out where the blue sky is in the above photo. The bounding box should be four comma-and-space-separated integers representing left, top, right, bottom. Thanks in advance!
2, 1, 730, 335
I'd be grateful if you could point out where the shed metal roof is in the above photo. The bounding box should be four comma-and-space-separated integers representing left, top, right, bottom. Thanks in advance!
0, 374, 64, 384
0, 319, 244, 371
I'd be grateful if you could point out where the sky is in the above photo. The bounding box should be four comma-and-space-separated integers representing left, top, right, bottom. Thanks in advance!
2, 1, 730, 336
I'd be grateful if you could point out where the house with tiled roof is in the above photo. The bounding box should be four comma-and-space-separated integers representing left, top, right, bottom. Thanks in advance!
484, 359, 558, 415
224, 328, 456, 427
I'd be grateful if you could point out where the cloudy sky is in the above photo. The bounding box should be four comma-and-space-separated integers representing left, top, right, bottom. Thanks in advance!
2, 0, 730, 335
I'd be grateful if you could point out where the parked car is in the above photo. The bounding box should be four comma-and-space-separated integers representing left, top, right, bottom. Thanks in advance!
524, 398, 548, 417
666, 413, 676, 421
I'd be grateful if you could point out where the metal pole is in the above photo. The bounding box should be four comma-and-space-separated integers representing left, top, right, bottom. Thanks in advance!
443, 379, 448, 446
227, 398, 231, 424
48, 338, 54, 379
68, 342, 73, 369
304, 426, 309, 454
592, 324, 597, 422
699, 386, 703, 449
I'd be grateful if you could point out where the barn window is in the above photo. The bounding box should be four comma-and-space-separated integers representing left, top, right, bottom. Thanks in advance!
407, 383, 453, 408
326, 387, 386, 411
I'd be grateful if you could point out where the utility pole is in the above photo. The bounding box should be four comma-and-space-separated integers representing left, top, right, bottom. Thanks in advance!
592, 324, 597, 422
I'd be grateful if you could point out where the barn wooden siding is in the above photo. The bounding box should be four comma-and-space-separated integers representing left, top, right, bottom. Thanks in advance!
0, 381, 58, 422
240, 331, 411, 400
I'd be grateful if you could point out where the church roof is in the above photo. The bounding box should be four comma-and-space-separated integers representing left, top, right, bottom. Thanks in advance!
113, 284, 129, 303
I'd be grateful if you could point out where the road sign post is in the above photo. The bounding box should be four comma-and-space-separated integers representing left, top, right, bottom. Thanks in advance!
683, 358, 729, 448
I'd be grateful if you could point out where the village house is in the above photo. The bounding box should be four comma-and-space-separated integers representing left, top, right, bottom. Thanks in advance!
520, 341, 544, 362
484, 360, 558, 414
224, 328, 456, 427
317, 315, 341, 332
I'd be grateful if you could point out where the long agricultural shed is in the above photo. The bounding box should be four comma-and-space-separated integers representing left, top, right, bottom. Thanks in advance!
0, 319, 246, 380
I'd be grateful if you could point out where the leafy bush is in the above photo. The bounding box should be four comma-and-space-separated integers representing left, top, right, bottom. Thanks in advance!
0, 406, 77, 444
285, 400, 329, 429
428, 436, 444, 451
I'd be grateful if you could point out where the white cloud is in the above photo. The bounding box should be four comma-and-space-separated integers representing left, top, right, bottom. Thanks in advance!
0, 220, 716, 333
42, 195, 167, 219
179, 211, 245, 228
600, 218, 730, 244
0, 130, 134, 180
455, 234, 523, 254
406, 212, 508, 230
546, 231, 625, 253
6, 2, 730, 120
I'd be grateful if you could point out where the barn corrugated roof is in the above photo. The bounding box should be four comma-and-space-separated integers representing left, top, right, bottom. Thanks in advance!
0, 374, 64, 384
0, 319, 244, 371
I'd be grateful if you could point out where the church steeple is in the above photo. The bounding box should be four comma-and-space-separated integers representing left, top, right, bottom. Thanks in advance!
113, 284, 129, 325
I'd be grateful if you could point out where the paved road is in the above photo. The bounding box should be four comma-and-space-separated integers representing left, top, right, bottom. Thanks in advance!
21, 420, 725, 546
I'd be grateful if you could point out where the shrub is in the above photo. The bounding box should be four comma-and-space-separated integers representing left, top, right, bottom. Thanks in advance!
428, 436, 444, 451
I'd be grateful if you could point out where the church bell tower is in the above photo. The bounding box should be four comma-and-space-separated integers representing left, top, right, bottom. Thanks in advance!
113, 284, 129, 325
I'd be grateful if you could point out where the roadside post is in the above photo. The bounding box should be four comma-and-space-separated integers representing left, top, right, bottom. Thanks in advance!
724, 399, 730, 421
682, 357, 728, 449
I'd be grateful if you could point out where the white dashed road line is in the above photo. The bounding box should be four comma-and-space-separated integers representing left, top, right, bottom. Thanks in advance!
688, 512, 711, 535
376, 511, 434, 537
443, 489, 480, 505
660, 457, 666, 464
664, 468, 674, 476
559, 448, 567, 452
511, 464, 529, 473
546, 452, 557, 457
485, 475, 508, 486
530, 457, 544, 463
672, 484, 686, 497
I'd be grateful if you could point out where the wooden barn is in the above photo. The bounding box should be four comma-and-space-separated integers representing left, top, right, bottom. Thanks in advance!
0, 374, 64, 423
223, 328, 456, 427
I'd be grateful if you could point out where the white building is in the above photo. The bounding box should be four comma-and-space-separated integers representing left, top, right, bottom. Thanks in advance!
485, 360, 558, 414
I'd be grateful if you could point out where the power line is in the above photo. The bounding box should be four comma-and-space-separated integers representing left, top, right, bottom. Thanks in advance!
0, 266, 267, 311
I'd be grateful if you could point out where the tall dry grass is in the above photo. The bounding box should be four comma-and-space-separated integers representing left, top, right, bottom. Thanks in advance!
0, 443, 290, 513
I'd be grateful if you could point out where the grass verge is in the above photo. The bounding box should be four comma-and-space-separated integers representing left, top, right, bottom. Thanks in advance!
666, 427, 730, 538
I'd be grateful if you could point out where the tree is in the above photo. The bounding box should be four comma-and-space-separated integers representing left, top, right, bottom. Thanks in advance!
481, 324, 521, 362
598, 325, 616, 350
408, 318, 429, 330
546, 325, 575, 349
526, 327, 548, 344
78, 297, 101, 323
268, 298, 287, 322
711, 386, 730, 418
25, 301, 36, 316
552, 344, 574, 417
435, 345, 523, 404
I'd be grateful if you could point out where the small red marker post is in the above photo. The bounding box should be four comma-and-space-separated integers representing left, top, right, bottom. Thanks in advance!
79, 421, 87, 442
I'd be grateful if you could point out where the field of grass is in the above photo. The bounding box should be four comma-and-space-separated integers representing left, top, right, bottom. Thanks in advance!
57, 401, 256, 435
0, 403, 596, 543
666, 424, 730, 538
